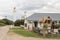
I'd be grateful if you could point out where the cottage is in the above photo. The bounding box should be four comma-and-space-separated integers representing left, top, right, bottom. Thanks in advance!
24, 13, 60, 31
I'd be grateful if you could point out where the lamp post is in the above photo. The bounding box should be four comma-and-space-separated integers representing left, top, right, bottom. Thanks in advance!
11, 6, 16, 28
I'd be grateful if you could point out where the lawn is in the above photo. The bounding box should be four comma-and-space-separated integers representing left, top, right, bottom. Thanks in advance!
9, 26, 60, 39
9, 27, 41, 37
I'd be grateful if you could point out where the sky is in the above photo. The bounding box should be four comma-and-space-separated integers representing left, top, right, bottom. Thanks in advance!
0, 0, 60, 20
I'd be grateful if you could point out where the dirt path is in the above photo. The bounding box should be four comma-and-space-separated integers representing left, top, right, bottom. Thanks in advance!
0, 26, 10, 40
4, 32, 60, 40
1, 26, 60, 40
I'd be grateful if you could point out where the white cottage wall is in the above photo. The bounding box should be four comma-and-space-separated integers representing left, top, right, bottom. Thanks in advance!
37, 22, 44, 29
24, 20, 34, 31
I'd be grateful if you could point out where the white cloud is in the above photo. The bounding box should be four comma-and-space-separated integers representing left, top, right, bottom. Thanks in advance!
0, 0, 60, 20
16, 0, 45, 10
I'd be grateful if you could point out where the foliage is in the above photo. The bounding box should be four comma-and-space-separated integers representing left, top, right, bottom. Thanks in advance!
9, 26, 60, 39
20, 19, 24, 25
9, 27, 40, 37
46, 34, 60, 39
0, 19, 6, 26
14, 20, 21, 26
0, 23, 6, 26
0, 20, 6, 24
2, 18, 13, 25
43, 24, 48, 29
14, 19, 24, 26
33, 27, 40, 33
52, 24, 60, 29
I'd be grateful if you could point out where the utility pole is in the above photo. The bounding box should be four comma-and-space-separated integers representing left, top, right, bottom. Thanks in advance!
11, 6, 16, 28
13, 6, 16, 22
24, 11, 26, 19
24, 10, 27, 29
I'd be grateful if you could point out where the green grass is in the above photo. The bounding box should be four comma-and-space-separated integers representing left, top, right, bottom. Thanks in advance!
9, 27, 60, 39
0, 23, 6, 27
46, 34, 60, 39
9, 27, 41, 37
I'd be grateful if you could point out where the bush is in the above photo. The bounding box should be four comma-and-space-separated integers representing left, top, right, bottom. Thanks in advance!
2, 19, 13, 25
20, 20, 24, 25
33, 27, 40, 33
0, 23, 6, 26
52, 24, 60, 29
0, 20, 6, 26
14, 20, 21, 26
14, 19, 24, 26
0, 19, 13, 26
0, 20, 6, 24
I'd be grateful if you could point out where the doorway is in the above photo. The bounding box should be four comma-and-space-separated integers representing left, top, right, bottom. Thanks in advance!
34, 21, 38, 27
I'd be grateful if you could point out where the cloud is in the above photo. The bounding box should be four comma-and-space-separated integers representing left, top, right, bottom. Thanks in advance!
0, 0, 60, 20
30, 0, 60, 13
16, 0, 46, 10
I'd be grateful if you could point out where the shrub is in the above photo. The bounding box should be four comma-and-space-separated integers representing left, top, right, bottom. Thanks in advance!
14, 20, 21, 26
0, 20, 6, 26
2, 19, 13, 25
0, 20, 6, 24
0, 23, 6, 26
33, 27, 40, 33
14, 19, 24, 26
20, 20, 24, 25
52, 24, 60, 29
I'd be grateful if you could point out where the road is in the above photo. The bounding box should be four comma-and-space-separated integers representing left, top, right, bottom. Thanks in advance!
0, 26, 10, 40
0, 26, 60, 40
4, 32, 60, 40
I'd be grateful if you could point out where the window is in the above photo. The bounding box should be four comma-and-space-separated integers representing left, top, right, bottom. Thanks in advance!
45, 20, 51, 24
52, 22, 54, 24
45, 20, 47, 23
48, 16, 50, 18
48, 20, 51, 24
34, 21, 38, 27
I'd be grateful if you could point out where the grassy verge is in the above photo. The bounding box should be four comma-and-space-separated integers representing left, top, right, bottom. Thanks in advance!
0, 23, 6, 27
46, 34, 60, 39
9, 27, 42, 37
9, 26, 60, 39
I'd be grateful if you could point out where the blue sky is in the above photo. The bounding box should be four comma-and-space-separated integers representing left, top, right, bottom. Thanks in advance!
0, 0, 60, 20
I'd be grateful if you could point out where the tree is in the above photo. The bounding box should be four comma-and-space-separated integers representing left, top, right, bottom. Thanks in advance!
20, 20, 24, 25
0, 20, 6, 24
52, 24, 60, 29
42, 23, 48, 37
2, 19, 13, 25
0, 20, 6, 26
14, 19, 24, 26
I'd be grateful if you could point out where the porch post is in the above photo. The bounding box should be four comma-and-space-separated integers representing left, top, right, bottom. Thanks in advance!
37, 22, 40, 28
